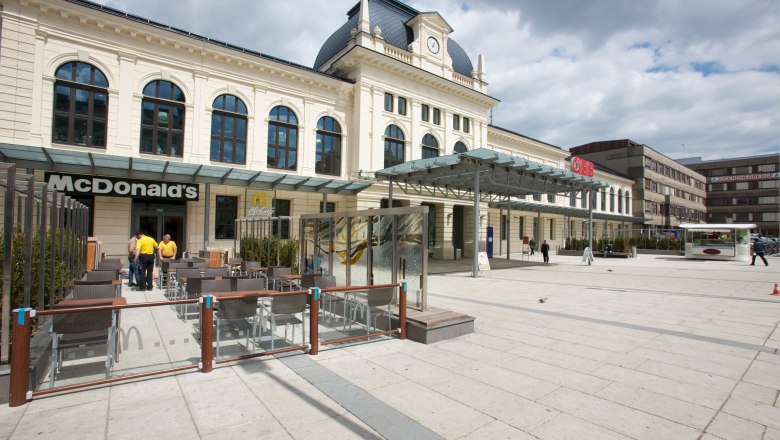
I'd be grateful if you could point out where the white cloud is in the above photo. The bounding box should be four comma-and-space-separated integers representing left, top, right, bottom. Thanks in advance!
93, 0, 780, 160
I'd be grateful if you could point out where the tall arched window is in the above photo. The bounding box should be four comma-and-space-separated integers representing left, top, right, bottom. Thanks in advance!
617, 189, 623, 213
384, 125, 405, 168
316, 116, 342, 175
141, 80, 185, 157
211, 94, 247, 164
453, 141, 468, 154
421, 134, 439, 159
267, 106, 298, 170
625, 191, 631, 214
610, 188, 615, 212
53, 62, 108, 148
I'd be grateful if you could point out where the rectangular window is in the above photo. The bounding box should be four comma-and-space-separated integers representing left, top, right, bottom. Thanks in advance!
734, 197, 751, 205
569, 192, 577, 207
518, 217, 524, 239
397, 97, 407, 115
532, 194, 542, 201
463, 117, 470, 133
734, 182, 750, 190
549, 218, 554, 240
645, 201, 652, 213
453, 114, 460, 131
709, 183, 726, 191
273, 199, 291, 239
732, 166, 751, 174
758, 180, 779, 189
710, 168, 727, 176
421, 104, 430, 122
547, 194, 556, 203
645, 157, 652, 169
644, 178, 652, 189
735, 212, 753, 222
384, 93, 393, 112
319, 201, 335, 212
500, 214, 506, 240
758, 196, 778, 205
757, 164, 777, 172
433, 108, 441, 125
762, 212, 779, 222
215, 196, 237, 239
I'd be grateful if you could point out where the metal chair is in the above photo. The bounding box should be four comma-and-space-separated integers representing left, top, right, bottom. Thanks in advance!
49, 300, 118, 387
165, 262, 189, 298
207, 280, 259, 357
97, 261, 122, 272
201, 279, 232, 295
243, 261, 267, 281
227, 257, 243, 275
235, 277, 266, 292
205, 267, 229, 277
267, 266, 291, 291
264, 293, 307, 350
347, 286, 395, 333
84, 270, 119, 282
314, 276, 341, 325
72, 283, 119, 300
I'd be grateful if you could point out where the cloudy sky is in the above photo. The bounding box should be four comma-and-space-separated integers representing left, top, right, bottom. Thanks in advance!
97, 0, 779, 160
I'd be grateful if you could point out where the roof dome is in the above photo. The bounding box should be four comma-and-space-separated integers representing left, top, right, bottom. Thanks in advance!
314, 0, 474, 77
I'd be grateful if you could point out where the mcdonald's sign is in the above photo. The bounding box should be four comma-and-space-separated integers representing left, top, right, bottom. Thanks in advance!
247, 191, 274, 218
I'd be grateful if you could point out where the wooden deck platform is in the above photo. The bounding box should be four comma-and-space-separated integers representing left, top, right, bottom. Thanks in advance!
402, 307, 475, 344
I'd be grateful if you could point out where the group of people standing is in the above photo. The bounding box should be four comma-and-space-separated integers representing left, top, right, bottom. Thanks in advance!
527, 237, 551, 263
127, 232, 178, 291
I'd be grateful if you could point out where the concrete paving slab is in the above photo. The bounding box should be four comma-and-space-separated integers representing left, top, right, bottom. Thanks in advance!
705, 412, 766, 440
107, 396, 197, 440
456, 420, 537, 440
12, 399, 107, 440
722, 396, 780, 430
531, 412, 632, 440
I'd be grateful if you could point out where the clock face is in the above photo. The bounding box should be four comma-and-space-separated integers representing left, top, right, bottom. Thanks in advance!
427, 36, 440, 54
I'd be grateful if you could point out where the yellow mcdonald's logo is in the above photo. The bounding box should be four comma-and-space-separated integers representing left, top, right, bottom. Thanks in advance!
253, 192, 271, 207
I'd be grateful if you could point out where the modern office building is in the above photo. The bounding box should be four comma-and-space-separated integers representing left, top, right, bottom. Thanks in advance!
679, 154, 779, 237
0, 0, 636, 261
570, 139, 707, 231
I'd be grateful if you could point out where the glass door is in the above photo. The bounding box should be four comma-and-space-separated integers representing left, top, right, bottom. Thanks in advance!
132, 201, 187, 255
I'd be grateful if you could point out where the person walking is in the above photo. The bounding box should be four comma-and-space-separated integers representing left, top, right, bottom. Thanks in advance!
541, 239, 550, 263
134, 230, 158, 291
127, 232, 141, 287
751, 238, 768, 266
529, 238, 536, 256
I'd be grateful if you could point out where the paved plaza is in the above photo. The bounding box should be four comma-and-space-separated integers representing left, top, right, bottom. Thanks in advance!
1, 253, 779, 439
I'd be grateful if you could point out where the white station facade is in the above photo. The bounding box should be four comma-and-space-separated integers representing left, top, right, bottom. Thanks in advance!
0, 0, 637, 260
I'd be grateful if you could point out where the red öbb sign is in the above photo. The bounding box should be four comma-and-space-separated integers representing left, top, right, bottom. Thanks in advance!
571, 156, 594, 177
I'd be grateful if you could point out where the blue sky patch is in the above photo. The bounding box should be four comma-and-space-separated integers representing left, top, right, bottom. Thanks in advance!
691, 61, 725, 76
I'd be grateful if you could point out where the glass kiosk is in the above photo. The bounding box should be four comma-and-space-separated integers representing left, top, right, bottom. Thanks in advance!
681, 223, 755, 261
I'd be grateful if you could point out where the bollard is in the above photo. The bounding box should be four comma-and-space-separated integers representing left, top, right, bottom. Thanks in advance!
309, 288, 319, 355
399, 281, 407, 340
200, 295, 214, 373
9, 308, 32, 406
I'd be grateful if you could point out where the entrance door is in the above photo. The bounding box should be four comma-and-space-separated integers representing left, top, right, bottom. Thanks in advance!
132, 201, 187, 254
453, 205, 464, 257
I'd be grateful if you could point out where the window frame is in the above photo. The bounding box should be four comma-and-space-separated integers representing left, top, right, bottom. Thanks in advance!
397, 96, 407, 116
463, 117, 470, 133
421, 133, 439, 159
453, 114, 460, 131
433, 108, 441, 125
384, 93, 394, 112
421, 104, 430, 122
384, 125, 405, 168
140, 80, 186, 157
215, 195, 238, 240
315, 116, 342, 176
267, 105, 299, 170
273, 199, 291, 239
52, 61, 109, 148
210, 94, 248, 164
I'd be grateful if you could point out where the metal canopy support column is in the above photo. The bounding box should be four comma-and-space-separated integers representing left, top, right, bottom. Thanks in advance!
388, 180, 393, 205
22, 175, 34, 308
536, 210, 541, 244
472, 164, 480, 278
506, 196, 511, 260
321, 193, 327, 213
49, 190, 58, 310
1, 164, 15, 363
499, 202, 503, 257
38, 183, 48, 309
588, 190, 594, 266
204, 183, 210, 251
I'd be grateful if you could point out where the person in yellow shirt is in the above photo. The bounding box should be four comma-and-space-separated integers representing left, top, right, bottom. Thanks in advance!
157, 234, 177, 286
134, 231, 158, 291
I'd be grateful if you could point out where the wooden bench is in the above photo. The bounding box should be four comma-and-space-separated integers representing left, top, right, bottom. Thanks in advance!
595, 251, 630, 258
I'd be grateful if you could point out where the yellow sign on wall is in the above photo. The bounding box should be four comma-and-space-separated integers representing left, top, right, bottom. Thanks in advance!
248, 191, 274, 218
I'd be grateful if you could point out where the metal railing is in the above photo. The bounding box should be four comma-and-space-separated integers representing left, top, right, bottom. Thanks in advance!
8, 282, 407, 406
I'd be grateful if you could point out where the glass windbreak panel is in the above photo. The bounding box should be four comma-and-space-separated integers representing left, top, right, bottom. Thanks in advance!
332, 216, 348, 286
301, 219, 318, 274
350, 216, 369, 286
372, 215, 394, 286
40, 299, 201, 390
318, 219, 332, 276
397, 213, 423, 308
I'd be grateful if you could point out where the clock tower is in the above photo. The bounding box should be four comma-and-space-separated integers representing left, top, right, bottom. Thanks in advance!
406, 12, 454, 77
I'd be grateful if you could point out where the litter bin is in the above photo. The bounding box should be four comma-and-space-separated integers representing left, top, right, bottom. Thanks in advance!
631, 246, 637, 258
455, 248, 462, 260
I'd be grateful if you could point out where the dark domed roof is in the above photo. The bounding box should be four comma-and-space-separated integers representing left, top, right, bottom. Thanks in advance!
314, 0, 474, 77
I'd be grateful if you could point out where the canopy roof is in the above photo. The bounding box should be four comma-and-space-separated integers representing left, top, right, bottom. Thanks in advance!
679, 223, 756, 230
0, 144, 372, 195
489, 200, 646, 223
375, 148, 610, 198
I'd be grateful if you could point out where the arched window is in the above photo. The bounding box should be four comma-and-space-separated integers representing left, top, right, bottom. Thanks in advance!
610, 188, 615, 212
141, 80, 185, 157
53, 62, 108, 147
617, 189, 623, 213
453, 141, 468, 154
315, 116, 342, 175
267, 106, 298, 170
625, 191, 631, 214
421, 134, 439, 159
210, 94, 247, 164
383, 125, 405, 168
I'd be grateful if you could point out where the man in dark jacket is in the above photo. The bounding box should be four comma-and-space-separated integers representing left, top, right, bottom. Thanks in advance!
541, 240, 550, 263
751, 239, 768, 266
